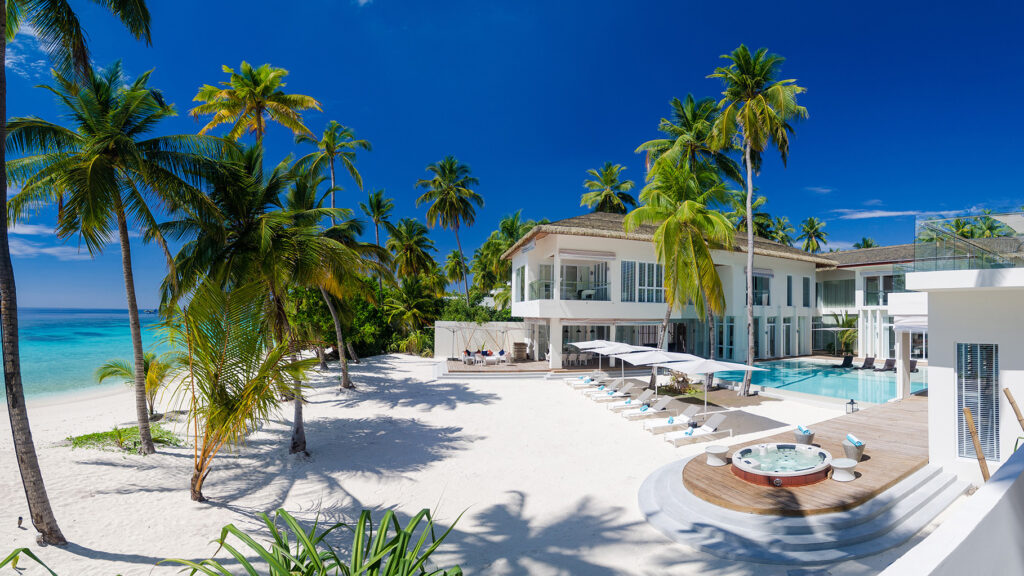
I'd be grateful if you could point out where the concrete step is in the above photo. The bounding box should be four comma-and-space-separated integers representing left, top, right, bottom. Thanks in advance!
638, 458, 969, 566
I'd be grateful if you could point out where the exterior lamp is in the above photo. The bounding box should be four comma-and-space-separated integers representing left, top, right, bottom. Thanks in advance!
846, 398, 859, 414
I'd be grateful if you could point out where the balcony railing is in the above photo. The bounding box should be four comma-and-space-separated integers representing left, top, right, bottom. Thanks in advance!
560, 281, 610, 301
528, 280, 553, 300
911, 214, 1024, 272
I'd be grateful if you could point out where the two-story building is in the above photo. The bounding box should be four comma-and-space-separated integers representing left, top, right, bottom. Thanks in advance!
501, 212, 834, 369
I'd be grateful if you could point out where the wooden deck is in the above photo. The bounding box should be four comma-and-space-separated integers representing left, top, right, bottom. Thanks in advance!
445, 358, 608, 373
682, 396, 928, 516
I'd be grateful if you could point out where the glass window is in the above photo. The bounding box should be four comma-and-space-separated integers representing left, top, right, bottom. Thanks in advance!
865, 276, 880, 306
638, 262, 665, 303
751, 276, 771, 306
786, 275, 793, 307
957, 343, 999, 461
817, 279, 855, 308
515, 266, 525, 302
802, 277, 811, 307
621, 261, 635, 302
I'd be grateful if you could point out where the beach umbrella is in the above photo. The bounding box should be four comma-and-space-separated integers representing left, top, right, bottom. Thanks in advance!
571, 339, 615, 370
610, 350, 702, 398
590, 343, 654, 380
654, 359, 767, 417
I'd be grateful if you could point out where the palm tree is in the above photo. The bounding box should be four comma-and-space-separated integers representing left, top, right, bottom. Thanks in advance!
771, 216, 795, 246
386, 218, 436, 279
415, 156, 483, 305
635, 94, 742, 184
944, 218, 978, 239
168, 281, 314, 501
444, 250, 468, 288
190, 62, 321, 143
852, 237, 877, 249
9, 63, 217, 457
97, 351, 181, 417
580, 162, 637, 214
471, 211, 547, 296
1, 0, 152, 547
725, 190, 773, 238
831, 312, 858, 356
296, 120, 371, 218
973, 214, 1013, 238
624, 161, 734, 387
385, 277, 436, 335
360, 189, 396, 292
709, 44, 807, 396
798, 217, 829, 253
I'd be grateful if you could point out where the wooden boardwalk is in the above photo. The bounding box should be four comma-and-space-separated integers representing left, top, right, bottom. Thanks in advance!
682, 396, 928, 516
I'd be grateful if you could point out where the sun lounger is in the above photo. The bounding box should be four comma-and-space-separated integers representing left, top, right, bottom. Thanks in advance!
833, 356, 854, 369
607, 390, 654, 412
581, 378, 626, 396
584, 380, 632, 398
909, 359, 918, 373
622, 397, 673, 420
854, 357, 876, 370
566, 373, 609, 389
873, 358, 896, 372
563, 371, 605, 386
663, 413, 729, 446
645, 405, 700, 434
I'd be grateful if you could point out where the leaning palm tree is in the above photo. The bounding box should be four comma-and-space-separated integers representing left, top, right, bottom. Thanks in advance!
416, 156, 482, 305
580, 162, 637, 214
709, 44, 807, 396
771, 216, 795, 246
97, 351, 182, 418
624, 161, 733, 388
386, 218, 437, 279
798, 217, 829, 253
9, 63, 218, 457
190, 61, 321, 143
1, 0, 152, 547
635, 94, 742, 184
168, 281, 314, 501
296, 120, 371, 218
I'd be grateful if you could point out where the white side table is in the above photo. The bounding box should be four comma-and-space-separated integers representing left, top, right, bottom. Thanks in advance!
705, 445, 729, 467
832, 458, 858, 482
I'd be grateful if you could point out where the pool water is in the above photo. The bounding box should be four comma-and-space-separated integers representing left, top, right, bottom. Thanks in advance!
740, 445, 825, 473
717, 359, 928, 404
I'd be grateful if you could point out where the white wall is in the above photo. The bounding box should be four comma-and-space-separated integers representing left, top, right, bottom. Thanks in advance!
882, 444, 1024, 576
433, 321, 530, 360
926, 288, 1024, 484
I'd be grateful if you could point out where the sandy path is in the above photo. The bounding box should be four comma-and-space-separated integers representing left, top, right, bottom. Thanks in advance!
0, 354, 923, 575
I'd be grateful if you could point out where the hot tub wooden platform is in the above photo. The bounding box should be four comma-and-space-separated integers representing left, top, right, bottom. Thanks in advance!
682, 396, 928, 516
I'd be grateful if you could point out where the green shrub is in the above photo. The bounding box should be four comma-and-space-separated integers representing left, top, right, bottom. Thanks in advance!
67, 423, 183, 452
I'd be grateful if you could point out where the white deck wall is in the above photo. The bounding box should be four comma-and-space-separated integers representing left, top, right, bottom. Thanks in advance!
509, 233, 818, 368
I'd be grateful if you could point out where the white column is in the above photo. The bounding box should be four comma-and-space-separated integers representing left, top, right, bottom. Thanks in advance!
549, 318, 563, 369
895, 330, 912, 400
857, 310, 866, 357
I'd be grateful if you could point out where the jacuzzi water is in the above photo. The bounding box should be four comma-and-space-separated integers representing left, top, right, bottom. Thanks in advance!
742, 446, 824, 473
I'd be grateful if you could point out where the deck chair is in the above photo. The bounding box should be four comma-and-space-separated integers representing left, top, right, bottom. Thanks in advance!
873, 358, 896, 372
622, 397, 673, 420
564, 371, 606, 387
909, 359, 919, 373
592, 381, 640, 402
663, 412, 729, 444
833, 356, 854, 368
585, 380, 632, 399
645, 405, 700, 434
854, 357, 876, 370
607, 390, 654, 412
581, 378, 626, 396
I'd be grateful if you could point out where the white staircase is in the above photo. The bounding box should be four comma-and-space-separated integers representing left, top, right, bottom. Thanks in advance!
638, 457, 968, 566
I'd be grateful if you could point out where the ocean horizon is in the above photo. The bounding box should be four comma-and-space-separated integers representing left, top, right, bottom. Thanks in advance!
10, 308, 166, 398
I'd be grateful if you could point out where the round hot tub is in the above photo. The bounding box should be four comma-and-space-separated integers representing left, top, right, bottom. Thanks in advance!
731, 443, 833, 487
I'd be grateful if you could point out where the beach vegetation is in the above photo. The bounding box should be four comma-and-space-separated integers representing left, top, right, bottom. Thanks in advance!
797, 216, 829, 253
97, 351, 183, 417
165, 507, 462, 575
66, 423, 183, 452
167, 281, 315, 502
709, 44, 807, 396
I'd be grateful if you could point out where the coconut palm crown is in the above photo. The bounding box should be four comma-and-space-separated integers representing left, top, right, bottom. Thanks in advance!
580, 162, 636, 214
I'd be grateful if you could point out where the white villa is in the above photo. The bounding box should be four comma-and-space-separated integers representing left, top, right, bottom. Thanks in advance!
501, 212, 921, 370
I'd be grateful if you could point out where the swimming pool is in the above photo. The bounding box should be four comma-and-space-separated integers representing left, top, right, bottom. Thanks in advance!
716, 359, 928, 404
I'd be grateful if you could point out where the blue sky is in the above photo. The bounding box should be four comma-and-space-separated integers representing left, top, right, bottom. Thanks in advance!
6, 0, 1023, 308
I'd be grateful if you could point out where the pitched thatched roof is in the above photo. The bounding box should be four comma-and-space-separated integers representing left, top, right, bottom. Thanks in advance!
501, 212, 837, 266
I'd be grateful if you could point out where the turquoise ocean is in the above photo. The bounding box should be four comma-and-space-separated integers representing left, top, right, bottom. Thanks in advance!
13, 308, 165, 398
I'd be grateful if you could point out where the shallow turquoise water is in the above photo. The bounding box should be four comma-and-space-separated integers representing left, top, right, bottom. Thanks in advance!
717, 359, 928, 404
13, 308, 166, 398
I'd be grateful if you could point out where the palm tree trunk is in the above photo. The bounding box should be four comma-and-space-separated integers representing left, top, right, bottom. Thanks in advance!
329, 157, 337, 226
0, 27, 67, 544
116, 205, 156, 454
649, 304, 672, 390
347, 341, 360, 363
374, 223, 383, 294
289, 347, 307, 455
740, 139, 755, 397
319, 286, 353, 388
453, 224, 470, 306
316, 345, 328, 370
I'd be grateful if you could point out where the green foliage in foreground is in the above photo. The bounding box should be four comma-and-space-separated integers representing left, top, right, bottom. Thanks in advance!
67, 424, 183, 452
165, 508, 462, 575
0, 548, 56, 575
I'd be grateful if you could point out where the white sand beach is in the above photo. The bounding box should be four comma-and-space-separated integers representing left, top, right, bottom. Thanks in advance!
0, 355, 936, 575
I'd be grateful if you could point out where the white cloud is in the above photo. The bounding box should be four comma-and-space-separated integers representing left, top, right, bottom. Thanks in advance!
356, 0, 373, 5
9, 223, 55, 236
5, 25, 47, 80
805, 186, 833, 194
863, 199, 883, 206
9, 238, 91, 261
828, 240, 857, 251
832, 209, 925, 220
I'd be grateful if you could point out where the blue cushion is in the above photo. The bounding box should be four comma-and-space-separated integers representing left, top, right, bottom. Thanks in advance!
846, 433, 864, 447
625, 399, 632, 405
667, 417, 675, 425
640, 405, 649, 412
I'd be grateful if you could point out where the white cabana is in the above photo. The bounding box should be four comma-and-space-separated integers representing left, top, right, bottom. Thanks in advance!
655, 359, 766, 417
